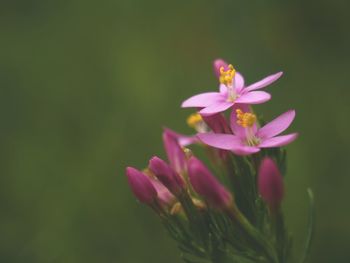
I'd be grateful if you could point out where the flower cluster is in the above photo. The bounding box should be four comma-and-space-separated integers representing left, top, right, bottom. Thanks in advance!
124, 59, 310, 263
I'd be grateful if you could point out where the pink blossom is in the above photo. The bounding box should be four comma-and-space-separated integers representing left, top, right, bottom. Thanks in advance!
182, 62, 282, 116
198, 106, 298, 155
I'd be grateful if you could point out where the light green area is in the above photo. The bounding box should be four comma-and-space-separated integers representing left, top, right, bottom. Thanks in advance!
0, 0, 349, 262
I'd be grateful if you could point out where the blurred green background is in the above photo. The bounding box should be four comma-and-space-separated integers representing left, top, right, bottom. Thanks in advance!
1, 0, 349, 262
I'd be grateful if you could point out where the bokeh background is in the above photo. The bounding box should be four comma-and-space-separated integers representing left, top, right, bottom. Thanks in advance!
1, 0, 349, 262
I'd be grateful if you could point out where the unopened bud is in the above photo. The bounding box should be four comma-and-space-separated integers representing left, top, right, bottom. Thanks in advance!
201, 113, 231, 134
149, 156, 185, 195
163, 129, 187, 174
213, 58, 229, 79
258, 158, 284, 208
149, 178, 176, 207
125, 167, 157, 204
188, 156, 233, 209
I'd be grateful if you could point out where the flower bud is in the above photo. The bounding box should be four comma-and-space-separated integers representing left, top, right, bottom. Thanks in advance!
149, 178, 176, 207
258, 158, 284, 208
163, 129, 187, 174
201, 113, 231, 134
149, 156, 185, 195
213, 58, 229, 78
188, 156, 233, 209
125, 167, 157, 204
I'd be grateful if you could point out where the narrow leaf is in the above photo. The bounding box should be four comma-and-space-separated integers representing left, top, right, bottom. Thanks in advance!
300, 188, 314, 263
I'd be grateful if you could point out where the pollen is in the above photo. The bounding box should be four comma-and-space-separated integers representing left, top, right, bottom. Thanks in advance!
219, 64, 236, 86
236, 109, 257, 128
187, 113, 203, 129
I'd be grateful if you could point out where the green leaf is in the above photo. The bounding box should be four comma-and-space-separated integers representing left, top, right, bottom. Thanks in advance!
300, 188, 314, 263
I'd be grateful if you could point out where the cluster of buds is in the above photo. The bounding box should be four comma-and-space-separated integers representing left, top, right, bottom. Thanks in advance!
125, 59, 309, 263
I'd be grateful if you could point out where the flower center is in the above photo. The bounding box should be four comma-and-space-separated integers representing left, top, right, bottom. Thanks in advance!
187, 113, 208, 133
219, 64, 236, 86
219, 64, 237, 102
236, 109, 261, 146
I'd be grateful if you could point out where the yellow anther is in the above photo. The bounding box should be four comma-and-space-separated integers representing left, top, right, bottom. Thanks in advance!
186, 113, 203, 129
219, 64, 236, 86
236, 109, 257, 128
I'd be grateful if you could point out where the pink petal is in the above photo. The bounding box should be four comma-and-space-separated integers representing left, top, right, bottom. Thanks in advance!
220, 72, 245, 94
234, 72, 245, 93
257, 110, 296, 139
259, 133, 298, 148
231, 145, 260, 156
219, 84, 227, 94
244, 72, 283, 92
199, 101, 233, 116
197, 133, 242, 150
178, 136, 199, 147
229, 105, 257, 138
181, 92, 222, 108
235, 91, 271, 104
163, 128, 199, 146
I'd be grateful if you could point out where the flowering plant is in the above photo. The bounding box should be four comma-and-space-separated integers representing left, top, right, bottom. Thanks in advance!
125, 59, 314, 263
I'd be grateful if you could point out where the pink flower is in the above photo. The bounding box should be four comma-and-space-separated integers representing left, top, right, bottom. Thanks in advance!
188, 156, 232, 209
125, 167, 157, 204
198, 106, 298, 155
258, 158, 284, 208
181, 62, 282, 116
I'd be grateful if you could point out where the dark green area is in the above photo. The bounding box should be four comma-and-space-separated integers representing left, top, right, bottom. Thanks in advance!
0, 0, 349, 262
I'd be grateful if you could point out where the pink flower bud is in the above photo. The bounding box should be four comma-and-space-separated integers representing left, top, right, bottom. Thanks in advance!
213, 58, 229, 78
258, 158, 284, 208
201, 113, 231, 134
125, 167, 157, 204
163, 130, 187, 174
149, 156, 185, 195
149, 178, 176, 207
188, 156, 233, 209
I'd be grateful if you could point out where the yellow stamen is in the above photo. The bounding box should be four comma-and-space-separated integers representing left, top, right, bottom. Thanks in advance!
219, 64, 236, 86
236, 109, 257, 128
186, 113, 203, 129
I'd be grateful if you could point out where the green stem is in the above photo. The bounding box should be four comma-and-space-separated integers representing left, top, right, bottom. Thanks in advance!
227, 205, 279, 263
271, 207, 288, 263
178, 191, 208, 248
